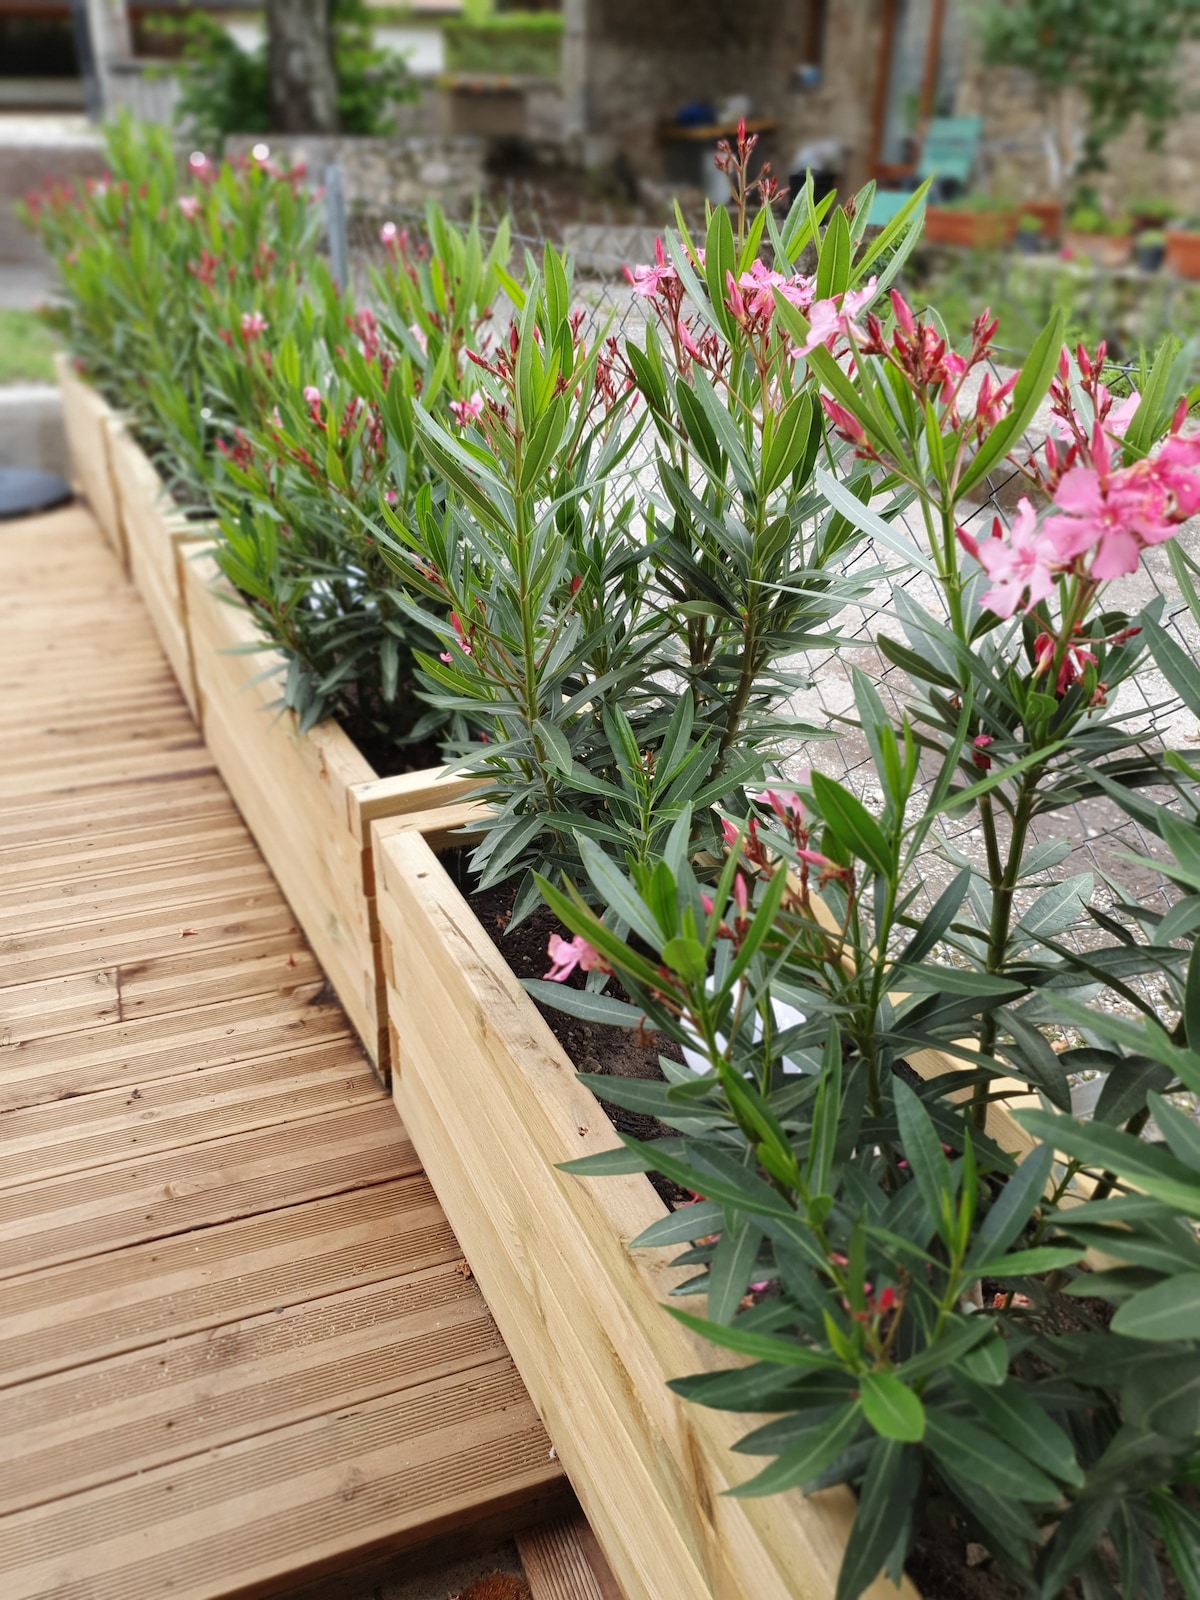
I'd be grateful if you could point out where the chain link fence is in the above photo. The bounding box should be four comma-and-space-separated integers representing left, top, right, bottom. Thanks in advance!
338, 192, 1200, 1007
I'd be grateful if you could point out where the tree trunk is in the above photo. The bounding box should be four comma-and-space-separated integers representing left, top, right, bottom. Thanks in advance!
266, 0, 339, 134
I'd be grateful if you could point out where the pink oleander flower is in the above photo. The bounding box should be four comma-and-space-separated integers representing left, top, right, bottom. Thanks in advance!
379, 220, 398, 246
385, 487, 398, 504
958, 497, 1059, 618
449, 393, 484, 427
240, 310, 267, 341
975, 370, 1018, 431
625, 237, 678, 298
408, 322, 428, 355
700, 891, 716, 916
1149, 434, 1200, 520
544, 932, 611, 982
790, 278, 878, 357
733, 873, 749, 914
973, 734, 994, 771
439, 652, 453, 663
736, 259, 816, 319
1107, 391, 1140, 437
820, 394, 866, 445
720, 817, 740, 847
187, 151, 209, 172
796, 847, 834, 868
1043, 464, 1174, 581
303, 385, 320, 404
752, 787, 804, 823
1034, 630, 1098, 695
450, 612, 472, 657
677, 318, 704, 362
177, 195, 201, 221
875, 1286, 898, 1314
792, 296, 843, 356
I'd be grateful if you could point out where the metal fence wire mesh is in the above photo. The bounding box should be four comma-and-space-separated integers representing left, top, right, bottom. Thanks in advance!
342, 200, 1200, 1026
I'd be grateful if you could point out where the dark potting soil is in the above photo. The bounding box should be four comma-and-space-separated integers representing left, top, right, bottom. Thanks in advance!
468, 879, 691, 1210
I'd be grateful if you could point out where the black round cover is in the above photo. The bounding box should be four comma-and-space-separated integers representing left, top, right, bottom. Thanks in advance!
0, 468, 74, 522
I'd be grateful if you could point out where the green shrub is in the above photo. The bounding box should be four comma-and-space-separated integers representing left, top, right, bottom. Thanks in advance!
443, 12, 562, 77
157, 0, 415, 148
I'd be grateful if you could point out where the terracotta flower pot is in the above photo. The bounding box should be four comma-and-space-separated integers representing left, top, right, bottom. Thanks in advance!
1166, 230, 1200, 280
923, 206, 1016, 250
1020, 199, 1063, 242
1061, 231, 1133, 268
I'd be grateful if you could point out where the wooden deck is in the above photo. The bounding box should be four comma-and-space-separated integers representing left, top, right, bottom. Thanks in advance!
0, 507, 566, 1599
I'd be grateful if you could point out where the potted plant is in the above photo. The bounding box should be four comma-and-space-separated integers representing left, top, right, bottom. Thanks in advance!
1166, 218, 1200, 280
1014, 210, 1044, 254
26, 123, 509, 1073
1018, 196, 1063, 243
1129, 193, 1178, 232
1135, 227, 1167, 273
1063, 203, 1133, 266
376, 281, 1200, 1598
923, 195, 1016, 250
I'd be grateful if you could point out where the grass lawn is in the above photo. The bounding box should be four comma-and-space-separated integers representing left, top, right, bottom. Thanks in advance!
0, 309, 61, 385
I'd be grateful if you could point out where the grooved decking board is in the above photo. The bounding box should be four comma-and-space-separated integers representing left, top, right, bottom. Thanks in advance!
0, 505, 563, 1595
0, 1177, 458, 1388
0, 1100, 416, 1278
0, 987, 351, 1110
0, 1263, 505, 1516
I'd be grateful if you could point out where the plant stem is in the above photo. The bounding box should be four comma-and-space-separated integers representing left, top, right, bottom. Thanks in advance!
973, 777, 1037, 1128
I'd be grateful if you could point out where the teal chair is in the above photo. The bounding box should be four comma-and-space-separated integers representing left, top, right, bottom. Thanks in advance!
867, 116, 983, 227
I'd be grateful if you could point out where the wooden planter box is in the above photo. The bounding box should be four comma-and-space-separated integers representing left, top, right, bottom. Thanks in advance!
1166, 230, 1200, 280
54, 351, 127, 566
923, 207, 1015, 250
373, 820, 918, 1600
182, 553, 481, 1073
105, 417, 214, 722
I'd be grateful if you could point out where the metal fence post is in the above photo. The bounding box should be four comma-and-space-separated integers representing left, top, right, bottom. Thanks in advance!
325, 162, 349, 290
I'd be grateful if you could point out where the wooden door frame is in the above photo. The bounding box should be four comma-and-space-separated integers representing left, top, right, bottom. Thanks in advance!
868, 0, 947, 180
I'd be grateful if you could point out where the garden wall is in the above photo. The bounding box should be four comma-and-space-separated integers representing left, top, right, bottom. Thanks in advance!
223, 133, 486, 215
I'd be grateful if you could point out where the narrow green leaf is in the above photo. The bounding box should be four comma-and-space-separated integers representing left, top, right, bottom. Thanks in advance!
924, 1408, 1061, 1502
728, 1400, 862, 1496
666, 1306, 842, 1369
860, 1371, 926, 1442
834, 1440, 919, 1600
1111, 1273, 1200, 1341
810, 770, 893, 878
971, 1246, 1084, 1278
955, 1376, 1083, 1486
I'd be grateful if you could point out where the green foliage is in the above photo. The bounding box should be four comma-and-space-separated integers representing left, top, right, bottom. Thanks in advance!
0, 309, 59, 384
164, 0, 415, 148
906, 249, 1200, 371
206, 207, 512, 749
167, 13, 269, 148
443, 10, 563, 77
975, 0, 1200, 172
26, 115, 1200, 1599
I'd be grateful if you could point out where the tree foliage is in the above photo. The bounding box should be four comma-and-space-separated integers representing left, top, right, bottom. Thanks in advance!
977, 0, 1200, 170
168, 0, 413, 148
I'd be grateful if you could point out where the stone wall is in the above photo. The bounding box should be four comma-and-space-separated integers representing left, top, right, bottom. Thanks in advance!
573, 0, 1200, 212
571, 0, 888, 195
955, 39, 1200, 213
224, 132, 486, 214
0, 119, 107, 274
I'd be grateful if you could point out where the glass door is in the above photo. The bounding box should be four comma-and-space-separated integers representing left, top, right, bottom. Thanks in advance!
871, 0, 963, 180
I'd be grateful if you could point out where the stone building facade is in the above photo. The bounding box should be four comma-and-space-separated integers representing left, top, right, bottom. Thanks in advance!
562, 0, 1200, 215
